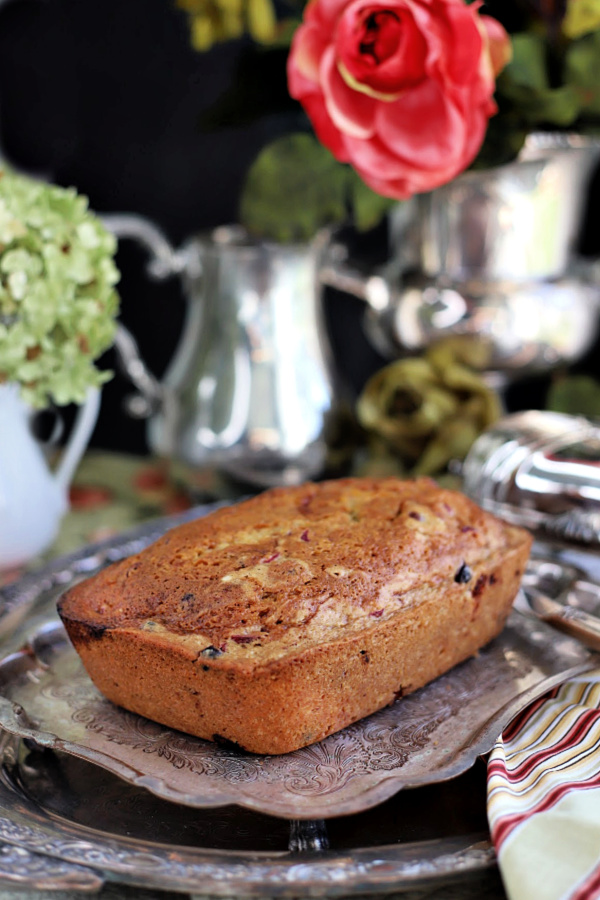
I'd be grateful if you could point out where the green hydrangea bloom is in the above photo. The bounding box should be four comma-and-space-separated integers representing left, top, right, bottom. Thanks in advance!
0, 167, 120, 408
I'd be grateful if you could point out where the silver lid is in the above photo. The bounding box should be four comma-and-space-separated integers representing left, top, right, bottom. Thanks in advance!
462, 410, 600, 543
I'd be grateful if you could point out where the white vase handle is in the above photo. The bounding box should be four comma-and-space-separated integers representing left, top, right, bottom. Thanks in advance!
53, 388, 101, 494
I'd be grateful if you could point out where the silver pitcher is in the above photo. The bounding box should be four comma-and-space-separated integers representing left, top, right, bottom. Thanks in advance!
104, 221, 370, 488
362, 134, 600, 377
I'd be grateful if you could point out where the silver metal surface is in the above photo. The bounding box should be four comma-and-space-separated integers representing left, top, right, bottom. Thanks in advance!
519, 554, 600, 651
0, 836, 104, 892
107, 220, 343, 489
113, 322, 165, 419
524, 587, 600, 652
364, 133, 600, 377
0, 728, 497, 896
463, 410, 600, 543
101, 213, 190, 279
418, 133, 600, 282
367, 270, 600, 374
288, 819, 330, 853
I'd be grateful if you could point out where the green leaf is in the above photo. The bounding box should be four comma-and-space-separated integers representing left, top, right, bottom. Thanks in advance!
348, 172, 396, 233
505, 32, 550, 91
239, 134, 350, 241
547, 375, 600, 417
566, 31, 600, 114
528, 85, 581, 124
494, 32, 582, 127
497, 73, 581, 126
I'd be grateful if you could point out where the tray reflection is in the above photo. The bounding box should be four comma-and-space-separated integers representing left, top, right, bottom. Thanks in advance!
13, 741, 491, 852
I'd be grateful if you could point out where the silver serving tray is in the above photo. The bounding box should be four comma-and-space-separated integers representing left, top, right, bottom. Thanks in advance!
0, 727, 499, 895
0, 508, 597, 893
0, 610, 595, 821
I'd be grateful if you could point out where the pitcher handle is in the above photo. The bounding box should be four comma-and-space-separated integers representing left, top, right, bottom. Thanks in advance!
101, 213, 188, 280
113, 323, 164, 419
54, 387, 101, 493
100, 213, 195, 419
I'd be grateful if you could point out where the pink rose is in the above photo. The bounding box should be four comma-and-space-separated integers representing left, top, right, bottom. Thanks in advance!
287, 0, 511, 199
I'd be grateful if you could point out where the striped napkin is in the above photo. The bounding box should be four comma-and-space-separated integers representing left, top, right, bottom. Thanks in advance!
488, 670, 600, 900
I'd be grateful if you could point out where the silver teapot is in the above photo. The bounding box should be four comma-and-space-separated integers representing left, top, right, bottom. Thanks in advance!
104, 220, 388, 488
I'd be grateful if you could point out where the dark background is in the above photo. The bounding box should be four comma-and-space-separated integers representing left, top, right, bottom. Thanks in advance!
0, 0, 385, 455
0, 0, 598, 455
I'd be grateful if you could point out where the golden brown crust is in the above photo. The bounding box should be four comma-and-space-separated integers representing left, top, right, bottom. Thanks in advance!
58, 477, 532, 754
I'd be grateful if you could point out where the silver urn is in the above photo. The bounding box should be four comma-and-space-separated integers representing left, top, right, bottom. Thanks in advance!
363, 133, 600, 380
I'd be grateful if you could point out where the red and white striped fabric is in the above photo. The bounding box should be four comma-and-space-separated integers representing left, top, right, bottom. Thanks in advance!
488, 670, 600, 900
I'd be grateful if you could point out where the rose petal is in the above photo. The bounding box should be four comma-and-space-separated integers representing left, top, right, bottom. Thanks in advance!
479, 14, 512, 77
355, 153, 455, 198
460, 102, 492, 166
289, 22, 329, 85
298, 90, 352, 160
305, 0, 355, 30
375, 79, 467, 170
321, 45, 377, 139
353, 165, 416, 199
424, 0, 484, 86
352, 92, 490, 199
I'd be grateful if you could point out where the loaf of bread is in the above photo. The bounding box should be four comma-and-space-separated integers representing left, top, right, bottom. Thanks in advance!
58, 477, 532, 755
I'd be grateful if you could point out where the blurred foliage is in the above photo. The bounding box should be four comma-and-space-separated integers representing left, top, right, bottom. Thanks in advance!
547, 374, 600, 417
498, 34, 580, 127
356, 338, 501, 477
176, 0, 283, 50
563, 0, 600, 38
480, 0, 600, 157
239, 134, 394, 242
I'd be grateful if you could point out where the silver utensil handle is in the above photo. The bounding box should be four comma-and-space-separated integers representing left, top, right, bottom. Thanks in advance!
526, 587, 600, 653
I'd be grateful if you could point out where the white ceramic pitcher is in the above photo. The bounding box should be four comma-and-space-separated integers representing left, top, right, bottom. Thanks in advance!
0, 384, 100, 569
